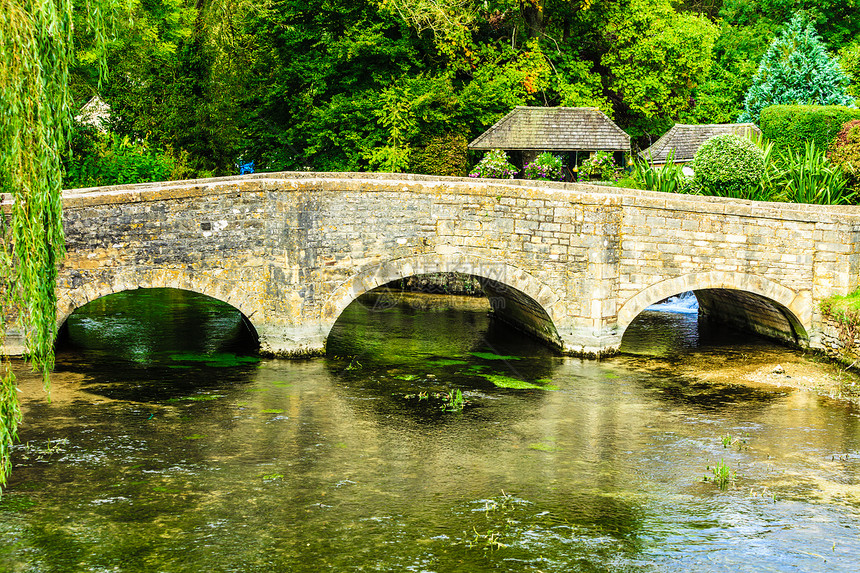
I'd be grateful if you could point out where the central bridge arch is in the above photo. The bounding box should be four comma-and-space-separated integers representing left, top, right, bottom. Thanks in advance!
617, 271, 811, 346
321, 253, 565, 350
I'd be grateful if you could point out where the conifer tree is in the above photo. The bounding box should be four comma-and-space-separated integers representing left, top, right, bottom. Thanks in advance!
738, 13, 855, 124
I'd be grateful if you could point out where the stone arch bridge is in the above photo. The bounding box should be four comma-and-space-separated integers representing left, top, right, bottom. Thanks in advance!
4, 172, 860, 357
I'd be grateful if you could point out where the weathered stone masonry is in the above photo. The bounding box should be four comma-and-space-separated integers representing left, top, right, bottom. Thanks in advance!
3, 172, 859, 357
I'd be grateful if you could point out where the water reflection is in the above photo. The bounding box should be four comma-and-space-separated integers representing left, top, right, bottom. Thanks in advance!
1, 288, 858, 571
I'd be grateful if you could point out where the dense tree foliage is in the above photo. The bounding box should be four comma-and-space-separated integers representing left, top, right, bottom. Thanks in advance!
61, 1, 859, 176
61, 1, 860, 177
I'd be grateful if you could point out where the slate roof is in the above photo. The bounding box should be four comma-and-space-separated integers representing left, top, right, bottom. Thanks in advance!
468, 106, 631, 152
640, 123, 762, 164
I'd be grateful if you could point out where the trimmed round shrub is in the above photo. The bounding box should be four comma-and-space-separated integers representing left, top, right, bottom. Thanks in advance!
469, 149, 518, 179
691, 134, 765, 198
524, 152, 564, 181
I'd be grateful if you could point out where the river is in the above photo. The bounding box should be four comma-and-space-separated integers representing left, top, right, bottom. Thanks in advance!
1, 288, 859, 572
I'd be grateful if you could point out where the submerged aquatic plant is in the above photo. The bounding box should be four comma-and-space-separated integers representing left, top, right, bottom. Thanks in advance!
442, 388, 466, 412
468, 527, 508, 551
703, 459, 736, 490
721, 432, 749, 450
480, 373, 558, 390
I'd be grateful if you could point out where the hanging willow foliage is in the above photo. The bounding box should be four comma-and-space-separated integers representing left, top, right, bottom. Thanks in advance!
0, 0, 75, 491
1, 0, 115, 491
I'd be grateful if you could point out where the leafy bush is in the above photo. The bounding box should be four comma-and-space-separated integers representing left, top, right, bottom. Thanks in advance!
760, 105, 860, 154
63, 126, 187, 188
828, 120, 860, 191
411, 133, 469, 177
691, 133, 765, 199
579, 151, 619, 181
631, 156, 688, 194
524, 152, 564, 181
777, 141, 852, 204
469, 149, 518, 179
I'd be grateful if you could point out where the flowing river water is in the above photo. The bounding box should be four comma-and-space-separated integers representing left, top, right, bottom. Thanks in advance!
1, 288, 859, 572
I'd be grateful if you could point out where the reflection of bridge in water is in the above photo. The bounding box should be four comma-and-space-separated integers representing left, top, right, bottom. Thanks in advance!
4, 172, 859, 357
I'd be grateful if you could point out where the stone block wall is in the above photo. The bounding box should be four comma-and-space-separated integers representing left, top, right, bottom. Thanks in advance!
3, 171, 859, 358
818, 316, 860, 365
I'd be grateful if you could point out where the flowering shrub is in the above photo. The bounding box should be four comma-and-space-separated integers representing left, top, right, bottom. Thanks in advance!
829, 120, 860, 192
579, 151, 620, 181
469, 149, 518, 179
524, 152, 564, 181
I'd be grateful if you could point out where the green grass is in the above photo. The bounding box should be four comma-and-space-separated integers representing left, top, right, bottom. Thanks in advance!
821, 289, 860, 314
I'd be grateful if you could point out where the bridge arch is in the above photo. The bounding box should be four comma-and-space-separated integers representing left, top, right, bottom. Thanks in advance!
321, 252, 566, 350
56, 269, 262, 341
617, 271, 811, 345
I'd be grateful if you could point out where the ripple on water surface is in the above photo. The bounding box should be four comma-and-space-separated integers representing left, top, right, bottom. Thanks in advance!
2, 288, 859, 571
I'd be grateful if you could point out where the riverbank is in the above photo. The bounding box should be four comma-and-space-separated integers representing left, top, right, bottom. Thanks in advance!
663, 346, 860, 406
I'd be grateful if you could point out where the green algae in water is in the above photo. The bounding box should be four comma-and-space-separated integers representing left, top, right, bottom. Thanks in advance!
170, 352, 259, 367
470, 352, 522, 361
261, 409, 285, 414
152, 486, 182, 493
0, 495, 38, 512
183, 434, 207, 440
529, 443, 559, 452
167, 394, 225, 403
394, 374, 420, 381
481, 373, 558, 390
426, 358, 468, 367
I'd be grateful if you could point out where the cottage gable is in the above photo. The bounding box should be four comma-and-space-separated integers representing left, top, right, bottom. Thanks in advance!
641, 123, 762, 164
468, 106, 630, 152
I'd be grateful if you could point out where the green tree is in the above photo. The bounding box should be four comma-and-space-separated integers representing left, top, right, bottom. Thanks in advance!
720, 0, 860, 49
599, 0, 718, 139
683, 17, 775, 124
738, 14, 855, 124
839, 40, 860, 99
72, 0, 255, 176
